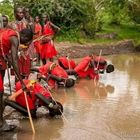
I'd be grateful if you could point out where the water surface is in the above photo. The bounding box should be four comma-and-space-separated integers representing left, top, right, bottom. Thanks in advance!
1, 53, 140, 140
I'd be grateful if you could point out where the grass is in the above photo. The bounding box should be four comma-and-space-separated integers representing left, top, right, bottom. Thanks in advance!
56, 24, 140, 46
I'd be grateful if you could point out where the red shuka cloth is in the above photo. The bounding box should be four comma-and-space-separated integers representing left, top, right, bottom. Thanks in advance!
74, 56, 99, 79
34, 23, 42, 54
0, 29, 17, 92
18, 54, 31, 77
40, 40, 57, 59
43, 21, 55, 36
39, 62, 68, 88
0, 29, 17, 57
58, 57, 76, 69
40, 22, 57, 59
15, 80, 51, 110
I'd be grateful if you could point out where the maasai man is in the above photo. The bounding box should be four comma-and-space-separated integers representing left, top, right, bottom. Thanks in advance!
23, 7, 35, 34
74, 56, 99, 79
5, 79, 63, 117
33, 16, 42, 64
10, 7, 34, 80
0, 15, 33, 132
1, 15, 9, 28
40, 14, 60, 64
74, 54, 114, 79
10, 7, 28, 32
31, 61, 75, 89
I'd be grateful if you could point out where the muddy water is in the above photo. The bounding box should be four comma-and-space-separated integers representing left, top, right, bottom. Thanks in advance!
1, 53, 140, 140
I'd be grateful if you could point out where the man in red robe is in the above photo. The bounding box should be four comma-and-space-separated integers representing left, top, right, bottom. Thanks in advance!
33, 16, 42, 64
10, 7, 28, 32
74, 55, 114, 79
40, 14, 60, 64
31, 61, 75, 89
0, 15, 33, 132
5, 79, 63, 117
74, 56, 99, 79
10, 7, 35, 80
23, 7, 35, 34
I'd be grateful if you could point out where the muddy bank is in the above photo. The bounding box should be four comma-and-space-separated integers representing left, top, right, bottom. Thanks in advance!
55, 39, 137, 58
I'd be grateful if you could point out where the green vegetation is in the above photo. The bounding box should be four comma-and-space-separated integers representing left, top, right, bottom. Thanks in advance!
56, 24, 140, 45
0, 0, 140, 46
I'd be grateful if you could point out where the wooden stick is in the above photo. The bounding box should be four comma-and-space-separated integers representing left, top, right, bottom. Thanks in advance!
96, 49, 102, 70
8, 83, 36, 134
67, 56, 71, 70
23, 91, 36, 134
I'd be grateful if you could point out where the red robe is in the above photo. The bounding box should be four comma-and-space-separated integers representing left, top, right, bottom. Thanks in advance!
40, 22, 57, 59
74, 56, 99, 79
0, 29, 17, 57
34, 23, 42, 54
18, 53, 31, 77
58, 57, 76, 69
15, 80, 51, 110
0, 29, 17, 92
40, 40, 57, 59
39, 62, 68, 88
43, 21, 55, 36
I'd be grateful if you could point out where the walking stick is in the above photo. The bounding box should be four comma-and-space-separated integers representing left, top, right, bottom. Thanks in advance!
8, 81, 36, 134
94, 49, 102, 98
6, 66, 12, 95
96, 49, 102, 70
23, 91, 35, 134
67, 55, 71, 70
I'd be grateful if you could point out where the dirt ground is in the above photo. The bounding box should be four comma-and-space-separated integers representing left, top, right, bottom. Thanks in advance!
55, 39, 136, 58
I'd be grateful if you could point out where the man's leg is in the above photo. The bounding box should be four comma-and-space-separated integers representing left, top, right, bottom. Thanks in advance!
0, 72, 4, 128
42, 58, 46, 65
0, 72, 16, 132
0, 92, 4, 128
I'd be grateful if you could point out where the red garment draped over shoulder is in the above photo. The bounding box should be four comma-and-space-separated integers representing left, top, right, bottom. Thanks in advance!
51, 66, 68, 79
58, 57, 76, 69
43, 21, 55, 36
49, 66, 68, 88
39, 61, 53, 76
74, 56, 99, 79
39, 62, 68, 79
15, 80, 35, 110
0, 29, 17, 56
39, 62, 68, 88
74, 56, 91, 73
15, 80, 51, 109
0, 29, 17, 92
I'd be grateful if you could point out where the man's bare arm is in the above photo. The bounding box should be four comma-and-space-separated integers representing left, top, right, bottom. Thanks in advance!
9, 36, 26, 88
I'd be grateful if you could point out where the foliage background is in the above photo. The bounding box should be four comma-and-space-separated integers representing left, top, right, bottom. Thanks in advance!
0, 0, 140, 43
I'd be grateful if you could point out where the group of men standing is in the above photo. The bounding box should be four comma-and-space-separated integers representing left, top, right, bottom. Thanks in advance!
0, 6, 60, 132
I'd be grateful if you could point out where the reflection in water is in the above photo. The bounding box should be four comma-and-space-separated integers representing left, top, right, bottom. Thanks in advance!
1, 53, 140, 140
